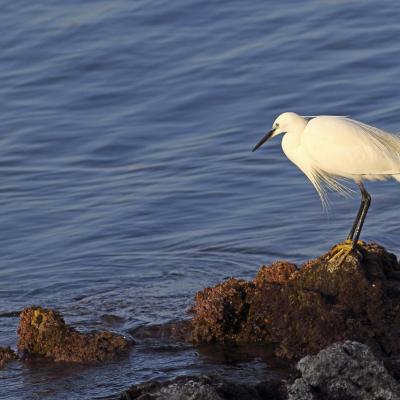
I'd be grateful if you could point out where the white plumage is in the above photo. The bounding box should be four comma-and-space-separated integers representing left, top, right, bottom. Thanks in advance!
252, 111, 400, 249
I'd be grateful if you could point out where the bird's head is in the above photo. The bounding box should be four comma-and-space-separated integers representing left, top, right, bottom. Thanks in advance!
252, 112, 306, 152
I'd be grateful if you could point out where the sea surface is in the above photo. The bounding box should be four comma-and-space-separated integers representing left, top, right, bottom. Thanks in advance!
1, 1, 400, 399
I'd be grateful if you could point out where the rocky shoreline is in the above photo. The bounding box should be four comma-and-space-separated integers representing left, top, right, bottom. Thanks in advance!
191, 242, 400, 359
106, 340, 400, 400
2, 241, 400, 399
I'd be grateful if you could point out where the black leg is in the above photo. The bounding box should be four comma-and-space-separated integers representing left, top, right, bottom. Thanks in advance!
347, 192, 364, 241
347, 182, 371, 246
331, 183, 371, 266
352, 182, 371, 246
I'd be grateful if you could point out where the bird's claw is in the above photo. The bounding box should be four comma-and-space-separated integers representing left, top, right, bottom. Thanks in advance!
329, 240, 364, 267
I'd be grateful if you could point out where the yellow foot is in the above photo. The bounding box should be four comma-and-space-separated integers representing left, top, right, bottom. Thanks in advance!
330, 240, 365, 267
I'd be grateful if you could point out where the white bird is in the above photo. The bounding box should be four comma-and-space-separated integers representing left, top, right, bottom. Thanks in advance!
252, 112, 400, 256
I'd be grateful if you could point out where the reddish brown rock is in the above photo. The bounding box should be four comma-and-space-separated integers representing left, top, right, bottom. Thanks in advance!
254, 261, 297, 286
18, 306, 129, 363
191, 243, 400, 360
191, 278, 255, 343
0, 346, 17, 368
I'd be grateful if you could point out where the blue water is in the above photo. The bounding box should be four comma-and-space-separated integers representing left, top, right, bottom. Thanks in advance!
1, 1, 400, 398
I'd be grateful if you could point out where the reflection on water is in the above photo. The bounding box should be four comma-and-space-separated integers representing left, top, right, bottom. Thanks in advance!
1, 0, 400, 398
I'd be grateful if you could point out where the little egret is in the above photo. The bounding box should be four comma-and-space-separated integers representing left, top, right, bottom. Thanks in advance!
252, 112, 400, 259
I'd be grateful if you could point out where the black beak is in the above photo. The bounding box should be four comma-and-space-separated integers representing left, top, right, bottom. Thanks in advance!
252, 129, 275, 152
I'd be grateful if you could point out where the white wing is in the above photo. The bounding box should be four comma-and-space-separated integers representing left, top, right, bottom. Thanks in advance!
301, 116, 400, 178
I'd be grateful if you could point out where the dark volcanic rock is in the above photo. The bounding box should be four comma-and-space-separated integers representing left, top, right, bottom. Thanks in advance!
191, 242, 400, 359
0, 346, 17, 368
287, 341, 400, 400
18, 306, 129, 363
117, 374, 286, 400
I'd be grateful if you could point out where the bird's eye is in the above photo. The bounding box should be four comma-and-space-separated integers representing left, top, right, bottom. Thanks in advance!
275, 123, 279, 129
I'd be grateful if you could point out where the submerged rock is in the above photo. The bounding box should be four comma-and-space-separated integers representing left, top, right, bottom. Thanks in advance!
131, 319, 193, 342
0, 346, 17, 368
287, 341, 400, 400
18, 306, 129, 363
117, 374, 285, 400
191, 242, 400, 359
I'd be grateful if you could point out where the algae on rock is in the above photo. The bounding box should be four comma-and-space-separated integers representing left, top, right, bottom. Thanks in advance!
191, 243, 400, 359
18, 306, 129, 363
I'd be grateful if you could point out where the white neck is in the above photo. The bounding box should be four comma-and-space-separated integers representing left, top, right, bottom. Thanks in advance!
281, 119, 307, 164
